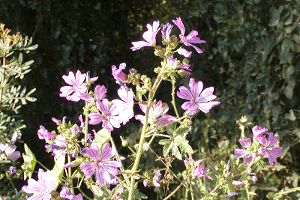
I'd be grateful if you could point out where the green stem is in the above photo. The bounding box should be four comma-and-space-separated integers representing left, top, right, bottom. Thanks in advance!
171, 78, 180, 118
128, 72, 163, 200
189, 176, 195, 200
67, 155, 74, 193
0, 56, 6, 103
36, 160, 49, 171
84, 105, 89, 146
110, 136, 130, 186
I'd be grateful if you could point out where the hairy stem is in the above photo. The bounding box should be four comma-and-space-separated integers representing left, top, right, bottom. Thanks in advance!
128, 72, 163, 200
0, 56, 6, 103
171, 78, 180, 118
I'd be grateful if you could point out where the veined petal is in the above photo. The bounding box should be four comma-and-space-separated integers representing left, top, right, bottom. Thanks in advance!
59, 86, 74, 97
234, 149, 249, 158
89, 113, 103, 125
177, 86, 193, 100
131, 41, 151, 51
189, 78, 203, 97
173, 17, 185, 35
239, 138, 252, 149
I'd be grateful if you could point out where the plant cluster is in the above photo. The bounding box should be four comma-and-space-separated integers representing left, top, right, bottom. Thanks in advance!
16, 18, 285, 200
0, 23, 37, 196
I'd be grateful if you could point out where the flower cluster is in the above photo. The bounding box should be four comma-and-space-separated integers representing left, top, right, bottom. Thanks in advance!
20, 16, 284, 200
235, 125, 282, 164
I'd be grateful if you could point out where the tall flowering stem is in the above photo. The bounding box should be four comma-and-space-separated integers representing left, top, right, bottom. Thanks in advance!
128, 70, 164, 200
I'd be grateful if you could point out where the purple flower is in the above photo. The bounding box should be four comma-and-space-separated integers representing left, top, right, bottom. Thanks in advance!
112, 86, 135, 124
22, 169, 57, 200
177, 78, 220, 114
234, 138, 256, 163
89, 99, 122, 131
112, 63, 127, 84
153, 171, 162, 188
80, 84, 107, 103
8, 166, 17, 174
252, 125, 268, 141
166, 56, 192, 75
131, 21, 160, 51
135, 100, 175, 126
192, 161, 212, 180
37, 126, 55, 142
161, 23, 173, 41
60, 70, 87, 102
257, 133, 282, 164
60, 187, 73, 199
51, 135, 67, 158
172, 17, 206, 53
71, 124, 80, 135
80, 143, 121, 186
232, 180, 245, 187
0, 143, 21, 161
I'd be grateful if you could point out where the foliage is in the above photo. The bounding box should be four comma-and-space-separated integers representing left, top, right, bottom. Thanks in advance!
0, 23, 37, 197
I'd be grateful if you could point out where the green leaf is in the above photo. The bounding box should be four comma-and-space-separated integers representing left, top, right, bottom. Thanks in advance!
92, 129, 111, 149
49, 155, 65, 188
176, 136, 193, 156
22, 144, 36, 179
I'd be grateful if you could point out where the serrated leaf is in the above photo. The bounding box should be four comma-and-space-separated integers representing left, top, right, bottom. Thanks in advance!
22, 144, 36, 179
176, 136, 193, 155
162, 140, 173, 157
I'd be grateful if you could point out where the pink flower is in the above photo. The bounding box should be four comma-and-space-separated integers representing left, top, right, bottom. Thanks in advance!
135, 100, 175, 127
60, 70, 87, 102
192, 160, 212, 180
257, 132, 282, 164
80, 84, 107, 103
252, 125, 268, 141
234, 138, 256, 164
173, 17, 206, 54
112, 63, 127, 84
153, 171, 162, 188
177, 78, 220, 114
161, 23, 173, 41
89, 99, 122, 131
112, 86, 135, 124
80, 143, 121, 187
22, 169, 57, 200
0, 144, 21, 161
37, 125, 55, 142
131, 21, 160, 51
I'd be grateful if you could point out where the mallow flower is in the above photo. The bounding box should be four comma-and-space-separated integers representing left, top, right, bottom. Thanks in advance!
234, 138, 256, 164
89, 99, 122, 131
112, 63, 127, 84
22, 169, 57, 200
60, 70, 87, 102
37, 125, 55, 142
135, 100, 175, 127
256, 132, 282, 164
112, 86, 135, 124
172, 17, 206, 54
131, 21, 160, 51
80, 143, 121, 187
177, 78, 220, 114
